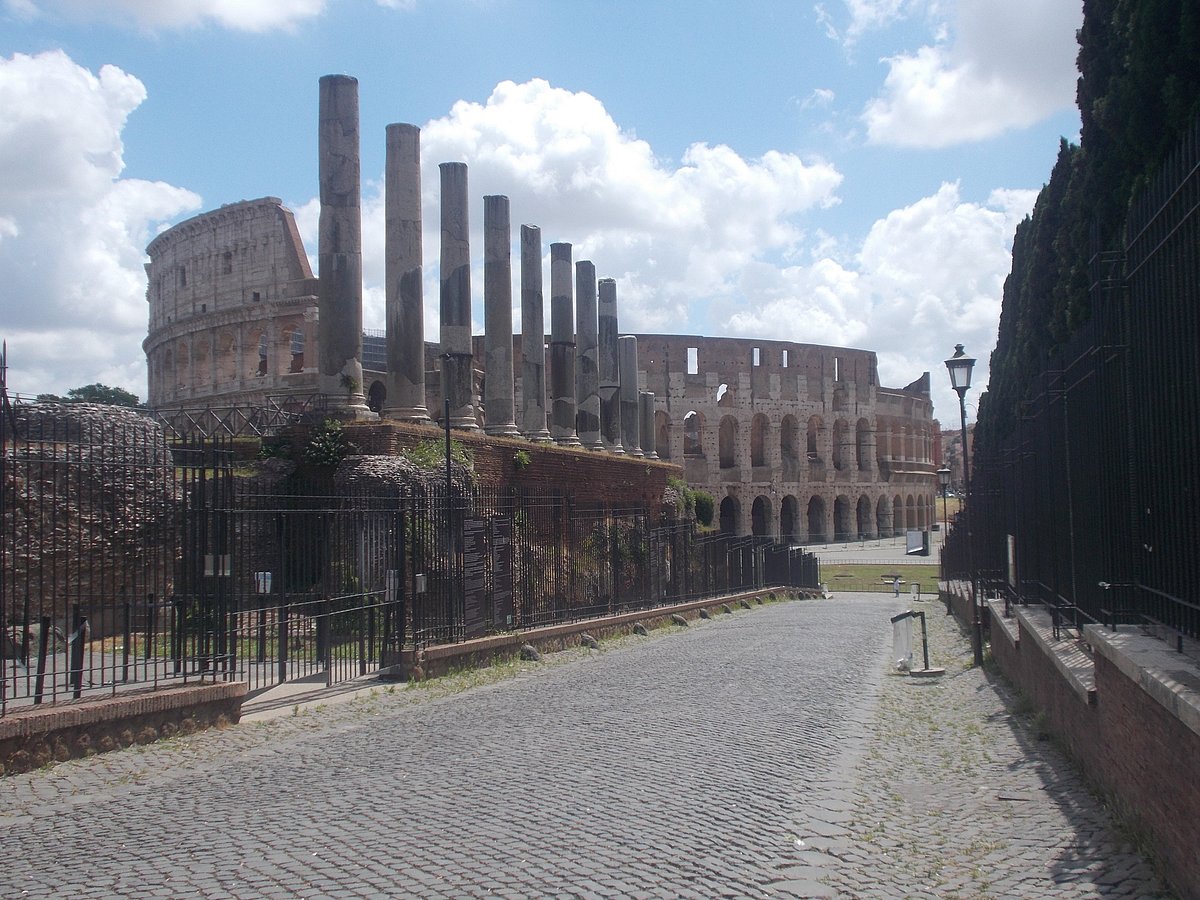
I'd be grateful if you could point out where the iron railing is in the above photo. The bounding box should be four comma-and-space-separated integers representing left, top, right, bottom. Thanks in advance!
959, 116, 1200, 639
1, 384, 819, 715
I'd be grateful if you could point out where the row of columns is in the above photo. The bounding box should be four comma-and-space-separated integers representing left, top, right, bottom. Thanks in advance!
315, 74, 657, 456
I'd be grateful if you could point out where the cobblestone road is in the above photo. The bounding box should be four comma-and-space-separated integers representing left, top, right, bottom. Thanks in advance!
0, 595, 1171, 898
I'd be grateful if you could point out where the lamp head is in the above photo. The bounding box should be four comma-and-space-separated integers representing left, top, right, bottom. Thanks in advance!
937, 466, 951, 488
945, 343, 975, 395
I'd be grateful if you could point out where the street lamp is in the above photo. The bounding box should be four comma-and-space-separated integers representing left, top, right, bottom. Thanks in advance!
937, 466, 951, 532
944, 344, 982, 666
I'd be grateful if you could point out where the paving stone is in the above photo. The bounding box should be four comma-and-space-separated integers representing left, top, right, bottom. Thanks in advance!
0, 595, 1175, 897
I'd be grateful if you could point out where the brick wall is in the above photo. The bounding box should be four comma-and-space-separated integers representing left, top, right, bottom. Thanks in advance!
342, 422, 681, 518
982, 603, 1200, 899
1, 682, 246, 775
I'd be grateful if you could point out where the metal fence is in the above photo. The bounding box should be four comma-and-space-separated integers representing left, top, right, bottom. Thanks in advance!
955, 117, 1200, 638
1, 381, 819, 715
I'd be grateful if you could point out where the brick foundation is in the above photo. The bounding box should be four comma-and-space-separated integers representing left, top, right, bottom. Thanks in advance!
973, 595, 1200, 899
0, 682, 247, 776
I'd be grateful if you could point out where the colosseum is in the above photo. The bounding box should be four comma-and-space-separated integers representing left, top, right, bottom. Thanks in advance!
144, 196, 938, 542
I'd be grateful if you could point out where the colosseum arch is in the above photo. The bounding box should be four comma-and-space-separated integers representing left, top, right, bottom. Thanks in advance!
289, 327, 306, 373
780, 495, 800, 543
216, 330, 238, 386
780, 414, 800, 479
806, 415, 823, 461
807, 495, 827, 542
894, 493, 905, 530
856, 495, 873, 539
751, 495, 771, 536
718, 415, 738, 469
750, 414, 769, 468
719, 495, 740, 534
655, 411, 671, 460
683, 410, 704, 457
834, 495, 854, 541
906, 495, 917, 530
175, 341, 190, 396
366, 380, 386, 413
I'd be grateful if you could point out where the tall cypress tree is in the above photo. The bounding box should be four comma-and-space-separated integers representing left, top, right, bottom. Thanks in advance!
978, 0, 1200, 445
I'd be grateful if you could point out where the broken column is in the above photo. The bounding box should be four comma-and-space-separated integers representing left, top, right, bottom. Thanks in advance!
549, 242, 580, 446
598, 277, 623, 454
574, 260, 602, 450
520, 225, 551, 442
439, 162, 476, 429
317, 74, 371, 417
382, 122, 429, 422
619, 334, 642, 457
483, 195, 520, 436
640, 391, 657, 459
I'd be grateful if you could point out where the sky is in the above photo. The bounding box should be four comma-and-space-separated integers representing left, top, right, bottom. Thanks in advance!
0, 0, 1083, 425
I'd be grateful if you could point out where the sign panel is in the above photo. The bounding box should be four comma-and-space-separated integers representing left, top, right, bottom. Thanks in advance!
462, 518, 487, 639
491, 519, 514, 629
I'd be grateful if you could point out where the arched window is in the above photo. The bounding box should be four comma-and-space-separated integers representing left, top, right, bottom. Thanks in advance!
683, 411, 704, 457
289, 329, 305, 373
719, 416, 738, 469
832, 419, 848, 471
751, 414, 768, 468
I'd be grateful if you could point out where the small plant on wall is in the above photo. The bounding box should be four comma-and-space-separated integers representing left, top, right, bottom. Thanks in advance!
513, 449, 532, 471
304, 419, 356, 468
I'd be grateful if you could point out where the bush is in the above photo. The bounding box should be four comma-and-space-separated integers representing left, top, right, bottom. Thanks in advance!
693, 491, 715, 526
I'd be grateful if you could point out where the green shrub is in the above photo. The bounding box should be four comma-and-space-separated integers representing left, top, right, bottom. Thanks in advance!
693, 491, 715, 526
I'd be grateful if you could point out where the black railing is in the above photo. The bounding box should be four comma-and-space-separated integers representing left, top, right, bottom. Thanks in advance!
966, 116, 1200, 640
1, 390, 819, 715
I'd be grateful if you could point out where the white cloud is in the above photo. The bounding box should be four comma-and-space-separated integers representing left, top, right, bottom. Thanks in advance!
0, 50, 200, 397
16, 0, 327, 32
818, 0, 926, 45
863, 0, 1081, 147
719, 181, 1036, 421
411, 79, 843, 334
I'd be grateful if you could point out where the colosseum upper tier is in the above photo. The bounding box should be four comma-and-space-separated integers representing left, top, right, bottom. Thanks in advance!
144, 197, 938, 542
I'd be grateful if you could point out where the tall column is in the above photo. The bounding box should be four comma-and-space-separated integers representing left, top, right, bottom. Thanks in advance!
317, 74, 371, 417
619, 335, 642, 457
598, 277, 623, 453
483, 195, 520, 436
439, 162, 476, 429
382, 123, 429, 422
549, 242, 579, 445
574, 260, 602, 449
639, 391, 657, 459
520, 225, 551, 442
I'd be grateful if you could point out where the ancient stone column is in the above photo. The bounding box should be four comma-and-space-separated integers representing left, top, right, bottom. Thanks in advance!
439, 162, 477, 429
598, 277, 623, 453
639, 391, 657, 459
483, 195, 520, 436
382, 122, 429, 422
574, 260, 602, 450
317, 74, 371, 417
549, 242, 580, 446
619, 334, 642, 457
520, 225, 551, 442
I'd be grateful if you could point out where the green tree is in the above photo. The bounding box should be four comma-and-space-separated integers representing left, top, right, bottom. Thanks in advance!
36, 383, 141, 407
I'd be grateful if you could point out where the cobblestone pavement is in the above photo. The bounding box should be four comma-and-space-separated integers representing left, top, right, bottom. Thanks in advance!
0, 595, 1171, 898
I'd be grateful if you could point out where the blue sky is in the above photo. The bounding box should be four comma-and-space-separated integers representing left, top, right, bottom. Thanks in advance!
0, 0, 1083, 422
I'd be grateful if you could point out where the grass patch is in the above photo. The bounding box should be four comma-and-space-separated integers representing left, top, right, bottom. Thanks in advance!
820, 562, 941, 591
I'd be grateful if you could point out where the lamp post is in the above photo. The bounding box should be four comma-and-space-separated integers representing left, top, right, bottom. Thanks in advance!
937, 466, 951, 533
945, 344, 982, 666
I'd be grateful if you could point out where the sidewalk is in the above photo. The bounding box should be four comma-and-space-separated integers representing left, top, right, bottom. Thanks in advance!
781, 592, 1170, 899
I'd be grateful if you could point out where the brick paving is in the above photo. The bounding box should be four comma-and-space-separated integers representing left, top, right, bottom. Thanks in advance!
0, 594, 1172, 898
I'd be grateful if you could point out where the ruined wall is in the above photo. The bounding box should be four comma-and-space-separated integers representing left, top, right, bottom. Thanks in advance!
630, 334, 936, 540
148, 203, 936, 540
144, 197, 320, 410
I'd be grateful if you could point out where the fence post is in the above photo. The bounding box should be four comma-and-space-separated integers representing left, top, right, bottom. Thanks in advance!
69, 604, 85, 699
122, 600, 132, 683
277, 600, 289, 685
33, 615, 50, 705
145, 593, 156, 662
